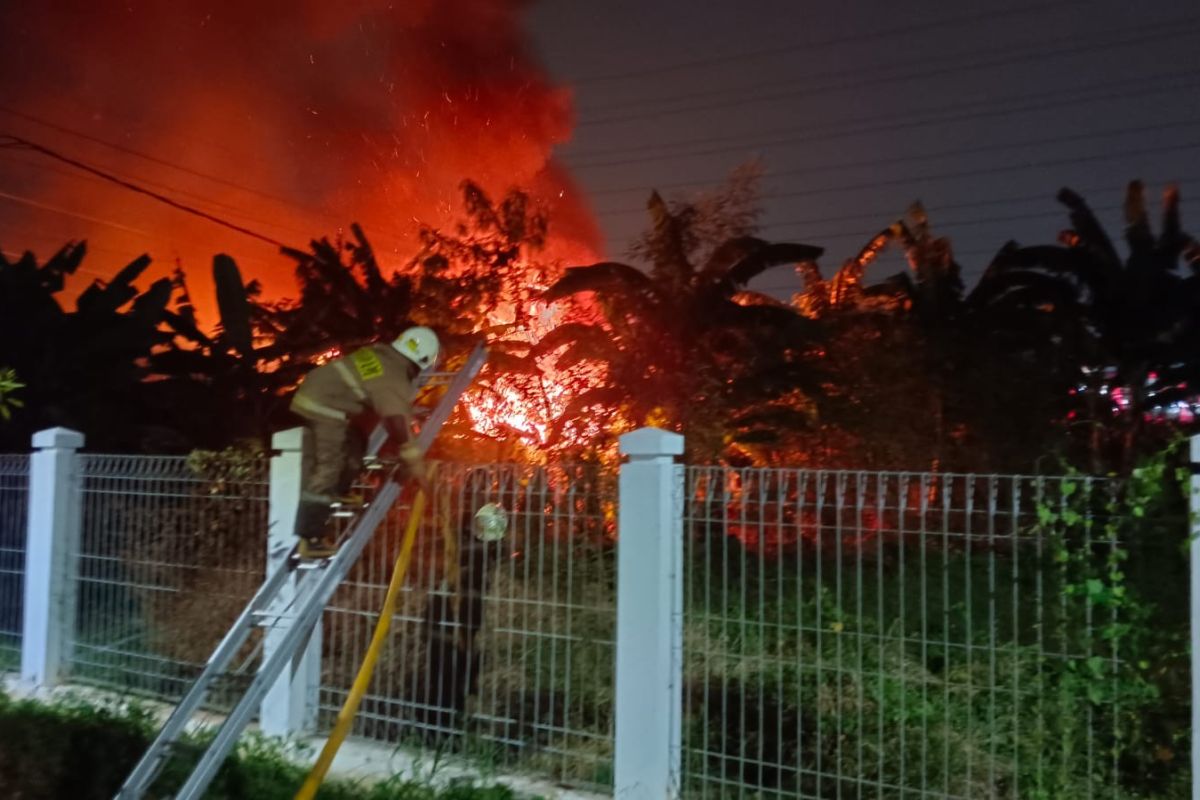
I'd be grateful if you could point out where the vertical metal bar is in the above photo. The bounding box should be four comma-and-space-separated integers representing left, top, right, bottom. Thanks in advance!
715, 470, 724, 796
939, 472, 950, 798
1011, 477, 1022, 800
1035, 476, 1047, 794
1083, 477, 1096, 796
834, 471, 845, 799
756, 471, 767, 794
880, 473, 895, 794
737, 467, 749, 800
854, 471, 865, 800
1059, 477, 1071, 786
553, 475, 568, 779
964, 474, 975, 791
532, 469, 548, 754
775, 470, 786, 795
987, 475, 998, 796
814, 471, 825, 797
1107, 477, 1121, 798
521, 467, 537, 751
916, 471, 928, 798
796, 470, 807, 794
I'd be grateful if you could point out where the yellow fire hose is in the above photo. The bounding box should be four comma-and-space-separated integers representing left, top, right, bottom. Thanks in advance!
293, 489, 428, 800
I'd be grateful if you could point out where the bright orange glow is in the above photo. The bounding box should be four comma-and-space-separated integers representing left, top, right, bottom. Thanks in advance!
0, 1, 602, 325
456, 263, 610, 450
314, 346, 341, 366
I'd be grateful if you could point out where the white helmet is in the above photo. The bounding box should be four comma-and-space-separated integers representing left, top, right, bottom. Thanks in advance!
392, 326, 439, 370
473, 502, 508, 542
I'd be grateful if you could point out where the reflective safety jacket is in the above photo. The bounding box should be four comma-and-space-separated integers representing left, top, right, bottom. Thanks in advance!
291, 344, 415, 423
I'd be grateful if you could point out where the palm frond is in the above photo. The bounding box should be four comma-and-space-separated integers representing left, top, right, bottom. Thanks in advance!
1057, 187, 1121, 269
544, 262, 656, 302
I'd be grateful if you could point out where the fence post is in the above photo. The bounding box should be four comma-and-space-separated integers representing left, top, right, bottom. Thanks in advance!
20, 427, 84, 687
614, 427, 685, 799
261, 427, 320, 737
1191, 436, 1200, 800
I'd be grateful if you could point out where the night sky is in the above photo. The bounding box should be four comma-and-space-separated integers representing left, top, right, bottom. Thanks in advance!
0, 0, 1197, 306
530, 0, 1200, 295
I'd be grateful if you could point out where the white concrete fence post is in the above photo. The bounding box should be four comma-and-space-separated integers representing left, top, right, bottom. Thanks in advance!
260, 426, 321, 737
20, 427, 85, 687
614, 427, 685, 800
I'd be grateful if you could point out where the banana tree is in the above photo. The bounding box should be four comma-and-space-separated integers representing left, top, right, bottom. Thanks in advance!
0, 243, 177, 449
541, 191, 824, 460
972, 181, 1200, 473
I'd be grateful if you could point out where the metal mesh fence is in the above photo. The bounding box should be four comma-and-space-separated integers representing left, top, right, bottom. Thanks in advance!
680, 467, 1184, 799
320, 462, 618, 791
45, 446, 1187, 796
0, 454, 28, 669
69, 453, 269, 706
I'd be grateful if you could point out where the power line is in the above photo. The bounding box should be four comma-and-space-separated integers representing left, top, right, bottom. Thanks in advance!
0, 147, 307, 240
569, 69, 1200, 168
577, 22, 1197, 128
569, 1, 1083, 85
754, 174, 1198, 233
0, 205, 284, 278
0, 135, 291, 248
760, 142, 1200, 204
747, 192, 1193, 289
586, 116, 1200, 202
577, 12, 1152, 118
0, 189, 151, 236
594, 141, 1200, 220
0, 145, 322, 243
758, 201, 1128, 247
0, 136, 367, 267
0, 105, 305, 209
0, 109, 414, 254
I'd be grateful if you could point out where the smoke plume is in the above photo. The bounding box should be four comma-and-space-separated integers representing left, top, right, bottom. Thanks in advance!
0, 0, 600, 311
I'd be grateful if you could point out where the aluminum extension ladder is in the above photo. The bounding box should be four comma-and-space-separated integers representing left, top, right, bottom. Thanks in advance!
114, 342, 488, 800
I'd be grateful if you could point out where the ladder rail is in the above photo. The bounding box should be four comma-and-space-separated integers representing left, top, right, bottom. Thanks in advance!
115, 342, 487, 800
115, 562, 297, 798
365, 342, 487, 457
172, 480, 403, 800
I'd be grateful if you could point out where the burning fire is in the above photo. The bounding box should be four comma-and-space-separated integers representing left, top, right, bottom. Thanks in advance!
461, 270, 609, 449
0, 1, 602, 320
0, 1, 614, 449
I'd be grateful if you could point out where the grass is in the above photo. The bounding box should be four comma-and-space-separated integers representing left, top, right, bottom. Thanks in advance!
677, 536, 1191, 799
0, 690, 546, 800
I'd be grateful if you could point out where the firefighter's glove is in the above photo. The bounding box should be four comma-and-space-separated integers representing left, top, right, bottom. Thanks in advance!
399, 442, 427, 485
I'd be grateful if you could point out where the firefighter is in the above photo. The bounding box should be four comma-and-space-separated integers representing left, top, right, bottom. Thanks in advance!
289, 325, 439, 558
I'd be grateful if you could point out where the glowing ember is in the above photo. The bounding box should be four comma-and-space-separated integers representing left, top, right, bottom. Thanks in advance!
314, 346, 341, 366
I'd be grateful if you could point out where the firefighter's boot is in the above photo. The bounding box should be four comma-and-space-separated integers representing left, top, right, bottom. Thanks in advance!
295, 500, 338, 559
330, 494, 367, 517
